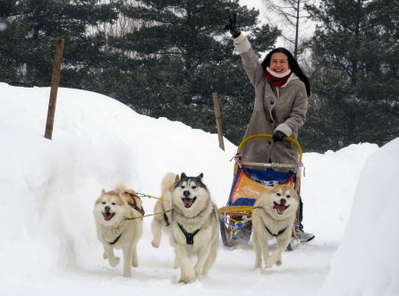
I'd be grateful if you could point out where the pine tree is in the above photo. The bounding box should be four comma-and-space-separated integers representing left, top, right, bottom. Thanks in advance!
303, 0, 399, 151
0, 0, 119, 88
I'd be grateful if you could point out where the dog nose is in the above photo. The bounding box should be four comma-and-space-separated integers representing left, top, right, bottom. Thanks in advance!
183, 190, 190, 197
105, 206, 110, 211
280, 199, 286, 205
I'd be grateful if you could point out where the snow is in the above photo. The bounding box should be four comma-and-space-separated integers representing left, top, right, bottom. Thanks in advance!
0, 82, 398, 296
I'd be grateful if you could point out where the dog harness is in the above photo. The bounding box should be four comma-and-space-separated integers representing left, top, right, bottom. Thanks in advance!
125, 191, 145, 216
253, 206, 288, 237
265, 225, 287, 237
163, 211, 170, 226
108, 233, 122, 245
177, 223, 200, 245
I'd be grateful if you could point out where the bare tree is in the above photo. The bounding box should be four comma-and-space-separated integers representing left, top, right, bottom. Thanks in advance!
262, 0, 316, 58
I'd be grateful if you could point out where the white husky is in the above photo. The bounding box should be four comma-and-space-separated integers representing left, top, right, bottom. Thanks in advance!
252, 183, 299, 269
93, 185, 144, 277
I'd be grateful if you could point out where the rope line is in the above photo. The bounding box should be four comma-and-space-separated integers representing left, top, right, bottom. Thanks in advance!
125, 209, 172, 220
136, 192, 163, 200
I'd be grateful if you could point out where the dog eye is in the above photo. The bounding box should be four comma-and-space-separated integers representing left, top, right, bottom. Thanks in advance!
286, 195, 291, 198
111, 202, 116, 205
102, 201, 106, 204
276, 192, 281, 196
191, 185, 197, 189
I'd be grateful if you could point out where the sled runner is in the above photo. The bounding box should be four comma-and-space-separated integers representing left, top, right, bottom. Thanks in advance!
218, 134, 303, 247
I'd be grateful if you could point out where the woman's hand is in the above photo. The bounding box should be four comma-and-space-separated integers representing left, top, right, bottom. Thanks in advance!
225, 13, 241, 38
273, 131, 286, 142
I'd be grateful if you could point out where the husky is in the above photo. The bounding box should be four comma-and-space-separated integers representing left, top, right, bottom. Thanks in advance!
93, 185, 144, 277
252, 183, 299, 269
169, 173, 219, 283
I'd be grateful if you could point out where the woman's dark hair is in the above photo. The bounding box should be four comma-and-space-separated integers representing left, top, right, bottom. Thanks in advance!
261, 47, 311, 96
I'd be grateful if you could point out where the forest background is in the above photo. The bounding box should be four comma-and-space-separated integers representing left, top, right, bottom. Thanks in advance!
1, 0, 398, 152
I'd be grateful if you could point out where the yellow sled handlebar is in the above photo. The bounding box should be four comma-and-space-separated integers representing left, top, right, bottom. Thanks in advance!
237, 134, 303, 164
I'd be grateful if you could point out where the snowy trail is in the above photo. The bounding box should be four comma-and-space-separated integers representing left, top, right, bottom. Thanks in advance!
5, 238, 334, 296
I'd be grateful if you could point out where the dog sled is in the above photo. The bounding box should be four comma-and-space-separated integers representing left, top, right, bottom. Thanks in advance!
218, 134, 303, 248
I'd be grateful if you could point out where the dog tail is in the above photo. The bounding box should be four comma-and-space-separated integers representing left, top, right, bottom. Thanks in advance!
114, 184, 127, 195
161, 172, 179, 196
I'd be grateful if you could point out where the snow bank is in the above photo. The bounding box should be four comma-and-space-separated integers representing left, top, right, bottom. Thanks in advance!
319, 138, 399, 296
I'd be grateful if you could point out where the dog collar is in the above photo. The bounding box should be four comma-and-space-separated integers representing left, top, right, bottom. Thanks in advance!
265, 225, 287, 237
177, 223, 200, 245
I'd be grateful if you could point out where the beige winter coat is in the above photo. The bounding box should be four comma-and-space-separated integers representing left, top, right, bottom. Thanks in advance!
234, 34, 308, 165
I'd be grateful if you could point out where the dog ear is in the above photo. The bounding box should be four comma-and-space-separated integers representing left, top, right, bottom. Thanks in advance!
197, 173, 204, 179
174, 174, 180, 184
180, 172, 187, 180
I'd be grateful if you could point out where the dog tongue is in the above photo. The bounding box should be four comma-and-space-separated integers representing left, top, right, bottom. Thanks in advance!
103, 212, 113, 221
273, 204, 288, 215
183, 198, 193, 207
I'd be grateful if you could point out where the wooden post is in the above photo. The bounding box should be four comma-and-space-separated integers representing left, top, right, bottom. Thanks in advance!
212, 92, 225, 151
44, 38, 64, 140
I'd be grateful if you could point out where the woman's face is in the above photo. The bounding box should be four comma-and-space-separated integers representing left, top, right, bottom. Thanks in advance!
270, 52, 290, 74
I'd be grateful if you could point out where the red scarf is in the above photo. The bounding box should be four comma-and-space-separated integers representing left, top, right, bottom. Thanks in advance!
266, 68, 292, 87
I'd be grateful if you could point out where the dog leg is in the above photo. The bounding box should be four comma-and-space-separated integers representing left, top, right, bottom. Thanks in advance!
122, 246, 133, 277
266, 231, 292, 268
252, 215, 265, 269
252, 229, 262, 269
103, 244, 120, 267
201, 236, 218, 276
173, 249, 179, 269
151, 216, 162, 248
261, 237, 270, 269
176, 246, 195, 283
194, 245, 209, 277
131, 244, 138, 267
168, 237, 179, 269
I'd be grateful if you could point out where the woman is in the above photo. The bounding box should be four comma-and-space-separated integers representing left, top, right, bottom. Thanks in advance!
226, 14, 314, 243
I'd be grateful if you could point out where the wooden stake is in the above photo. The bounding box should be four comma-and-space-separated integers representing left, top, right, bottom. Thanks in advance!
44, 38, 64, 140
212, 92, 225, 151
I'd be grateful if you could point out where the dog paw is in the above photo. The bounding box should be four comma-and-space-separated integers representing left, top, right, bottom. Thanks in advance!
266, 255, 281, 268
151, 240, 160, 248
265, 258, 276, 269
109, 257, 120, 267
123, 270, 132, 278
178, 276, 195, 284
194, 267, 203, 277
179, 271, 196, 283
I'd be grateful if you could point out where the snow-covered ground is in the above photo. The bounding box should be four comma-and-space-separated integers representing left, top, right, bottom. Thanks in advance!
0, 82, 398, 296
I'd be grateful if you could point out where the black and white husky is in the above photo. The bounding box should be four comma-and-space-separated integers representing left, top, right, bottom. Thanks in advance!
153, 172, 219, 283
